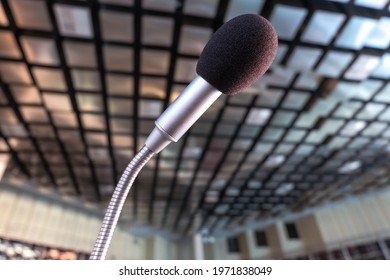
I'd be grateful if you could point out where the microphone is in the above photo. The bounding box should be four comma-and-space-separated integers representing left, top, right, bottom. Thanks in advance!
90, 14, 278, 260
145, 14, 278, 153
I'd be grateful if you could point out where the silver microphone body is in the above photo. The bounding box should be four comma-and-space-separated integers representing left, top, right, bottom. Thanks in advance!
145, 76, 221, 153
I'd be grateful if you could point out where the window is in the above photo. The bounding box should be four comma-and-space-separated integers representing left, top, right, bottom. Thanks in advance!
254, 230, 268, 247
227, 237, 240, 253
285, 222, 300, 239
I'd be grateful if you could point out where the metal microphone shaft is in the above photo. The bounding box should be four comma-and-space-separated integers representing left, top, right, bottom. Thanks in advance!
146, 76, 221, 153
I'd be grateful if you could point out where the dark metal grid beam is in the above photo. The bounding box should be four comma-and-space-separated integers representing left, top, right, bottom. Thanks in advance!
131, 0, 142, 218
149, 0, 185, 224
89, 0, 118, 189
45, 1, 101, 200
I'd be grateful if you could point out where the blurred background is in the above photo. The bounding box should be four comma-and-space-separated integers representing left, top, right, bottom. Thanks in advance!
0, 0, 390, 260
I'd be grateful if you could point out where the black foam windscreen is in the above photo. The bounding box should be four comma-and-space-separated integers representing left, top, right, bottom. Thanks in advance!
196, 14, 278, 95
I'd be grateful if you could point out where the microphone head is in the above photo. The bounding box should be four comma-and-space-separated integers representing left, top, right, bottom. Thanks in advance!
196, 14, 278, 95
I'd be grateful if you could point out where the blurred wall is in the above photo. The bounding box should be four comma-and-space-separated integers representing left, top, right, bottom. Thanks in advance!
210, 189, 390, 259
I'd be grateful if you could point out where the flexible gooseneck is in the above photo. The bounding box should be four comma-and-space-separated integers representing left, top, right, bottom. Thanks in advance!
89, 146, 154, 260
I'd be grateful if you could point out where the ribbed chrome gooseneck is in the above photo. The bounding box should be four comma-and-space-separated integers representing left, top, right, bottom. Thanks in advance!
89, 146, 154, 260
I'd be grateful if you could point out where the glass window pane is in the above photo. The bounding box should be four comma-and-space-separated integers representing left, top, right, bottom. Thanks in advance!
331, 80, 382, 101
316, 51, 354, 78
355, 0, 388, 9
139, 100, 163, 118
295, 73, 321, 90
20, 106, 48, 122
356, 103, 385, 120
43, 93, 72, 111
10, 85, 41, 104
262, 127, 284, 142
100, 10, 133, 43
81, 113, 106, 130
270, 5, 307, 40
33, 67, 66, 90
106, 74, 133, 96
361, 122, 387, 136
174, 59, 197, 82
52, 112, 78, 128
71, 69, 101, 91
111, 118, 132, 133
266, 67, 296, 87
86, 132, 107, 146
295, 112, 318, 128
142, 16, 173, 46
99, 0, 133, 6
0, 62, 31, 84
64, 41, 97, 68
378, 108, 390, 121
288, 47, 322, 71
0, 31, 21, 58
112, 135, 133, 148
282, 90, 310, 110
301, 11, 345, 45
21, 37, 59, 65
371, 54, 390, 79
183, 0, 218, 18
141, 50, 170, 75
335, 16, 376, 50
140, 77, 166, 99
222, 107, 246, 123
77, 93, 104, 112
245, 108, 272, 125
0, 2, 7, 26
224, 0, 265, 22
284, 129, 306, 143
374, 83, 390, 103
142, 0, 176, 12
103, 45, 133, 72
364, 17, 390, 49
256, 89, 283, 107
340, 120, 366, 136
333, 101, 362, 118
270, 111, 296, 127
9, 0, 51, 30
54, 4, 93, 38
178, 26, 212, 55
109, 98, 133, 116
344, 55, 381, 80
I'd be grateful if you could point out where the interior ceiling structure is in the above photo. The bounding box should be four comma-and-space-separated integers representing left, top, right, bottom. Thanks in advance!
0, 0, 390, 238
